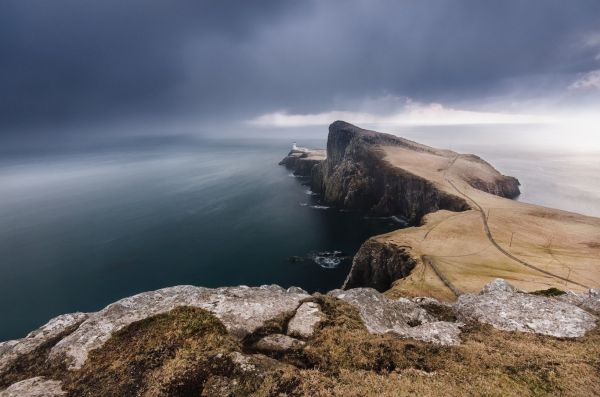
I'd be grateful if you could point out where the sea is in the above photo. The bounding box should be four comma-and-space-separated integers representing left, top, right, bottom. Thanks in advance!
1, 126, 599, 340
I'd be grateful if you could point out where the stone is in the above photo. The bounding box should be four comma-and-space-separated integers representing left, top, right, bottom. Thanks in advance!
558, 289, 600, 314
49, 285, 309, 369
481, 278, 517, 295
0, 377, 65, 397
455, 279, 597, 338
0, 312, 87, 374
252, 334, 305, 353
396, 321, 463, 346
287, 302, 325, 338
329, 288, 462, 345
286, 286, 308, 295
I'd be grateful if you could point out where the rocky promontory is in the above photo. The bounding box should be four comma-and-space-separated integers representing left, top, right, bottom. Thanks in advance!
3, 121, 600, 396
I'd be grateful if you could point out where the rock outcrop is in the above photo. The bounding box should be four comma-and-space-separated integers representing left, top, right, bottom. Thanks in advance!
252, 334, 305, 353
343, 239, 417, 291
48, 285, 309, 369
0, 313, 87, 375
0, 377, 65, 397
328, 288, 463, 345
455, 279, 598, 338
286, 302, 325, 339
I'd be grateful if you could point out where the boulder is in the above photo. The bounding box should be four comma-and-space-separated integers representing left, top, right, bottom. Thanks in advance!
0, 313, 87, 374
455, 279, 598, 338
252, 334, 305, 353
0, 377, 65, 397
558, 289, 600, 314
287, 302, 325, 338
49, 285, 309, 369
329, 288, 462, 345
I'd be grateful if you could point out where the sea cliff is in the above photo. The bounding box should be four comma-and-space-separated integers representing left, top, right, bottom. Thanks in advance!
3, 121, 600, 396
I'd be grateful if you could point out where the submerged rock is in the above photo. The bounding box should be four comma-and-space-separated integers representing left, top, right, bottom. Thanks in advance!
329, 288, 462, 345
0, 377, 65, 397
455, 279, 598, 338
287, 302, 325, 338
48, 285, 309, 369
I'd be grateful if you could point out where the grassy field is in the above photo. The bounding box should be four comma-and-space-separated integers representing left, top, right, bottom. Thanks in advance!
379, 146, 600, 300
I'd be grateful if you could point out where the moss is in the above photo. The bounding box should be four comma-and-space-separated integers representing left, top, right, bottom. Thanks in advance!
531, 287, 566, 297
64, 306, 240, 397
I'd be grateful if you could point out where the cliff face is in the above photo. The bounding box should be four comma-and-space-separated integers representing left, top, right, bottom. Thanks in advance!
342, 239, 417, 291
280, 121, 523, 292
311, 121, 471, 224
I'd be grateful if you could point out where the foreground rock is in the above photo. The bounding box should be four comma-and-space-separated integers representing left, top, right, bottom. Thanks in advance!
287, 302, 325, 338
455, 279, 598, 338
48, 285, 309, 369
558, 289, 600, 314
329, 288, 462, 345
0, 377, 65, 397
0, 313, 87, 374
252, 334, 305, 353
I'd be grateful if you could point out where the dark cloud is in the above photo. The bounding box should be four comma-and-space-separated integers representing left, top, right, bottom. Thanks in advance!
1, 0, 600, 138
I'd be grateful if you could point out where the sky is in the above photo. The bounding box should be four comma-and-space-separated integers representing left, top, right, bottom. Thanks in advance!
2, 0, 600, 145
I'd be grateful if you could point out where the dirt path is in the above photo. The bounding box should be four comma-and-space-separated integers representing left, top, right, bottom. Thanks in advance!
444, 156, 590, 289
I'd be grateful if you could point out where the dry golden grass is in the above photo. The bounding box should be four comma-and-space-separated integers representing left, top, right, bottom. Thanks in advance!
381, 146, 600, 300
4, 301, 598, 396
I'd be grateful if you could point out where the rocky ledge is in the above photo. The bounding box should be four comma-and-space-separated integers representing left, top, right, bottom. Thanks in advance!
1, 279, 599, 396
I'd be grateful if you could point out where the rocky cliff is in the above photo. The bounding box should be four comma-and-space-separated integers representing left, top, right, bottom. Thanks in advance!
281, 121, 520, 225
1, 280, 599, 396
281, 121, 523, 292
4, 122, 600, 396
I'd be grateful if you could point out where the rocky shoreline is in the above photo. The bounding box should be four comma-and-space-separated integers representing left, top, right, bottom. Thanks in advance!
2, 121, 600, 396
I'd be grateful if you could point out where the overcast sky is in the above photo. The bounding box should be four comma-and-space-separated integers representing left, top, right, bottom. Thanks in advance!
2, 0, 600, 142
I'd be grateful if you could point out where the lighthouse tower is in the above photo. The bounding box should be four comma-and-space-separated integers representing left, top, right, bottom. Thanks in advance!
292, 142, 298, 151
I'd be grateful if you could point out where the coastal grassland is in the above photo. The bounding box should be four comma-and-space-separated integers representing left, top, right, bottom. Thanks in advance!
381, 146, 600, 299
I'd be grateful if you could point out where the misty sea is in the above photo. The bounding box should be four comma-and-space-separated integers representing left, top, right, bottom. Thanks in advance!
1, 129, 599, 340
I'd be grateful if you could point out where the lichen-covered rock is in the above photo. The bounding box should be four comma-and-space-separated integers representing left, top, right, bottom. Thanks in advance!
287, 302, 325, 338
0, 313, 87, 374
455, 279, 598, 338
558, 289, 600, 314
0, 377, 65, 397
49, 285, 309, 369
252, 334, 305, 353
329, 288, 462, 345
481, 278, 517, 295
398, 321, 463, 346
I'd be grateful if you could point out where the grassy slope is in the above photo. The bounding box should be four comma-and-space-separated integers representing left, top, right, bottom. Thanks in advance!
380, 146, 600, 301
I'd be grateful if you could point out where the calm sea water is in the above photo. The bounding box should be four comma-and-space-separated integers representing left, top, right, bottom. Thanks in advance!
1, 130, 599, 340
0, 138, 399, 340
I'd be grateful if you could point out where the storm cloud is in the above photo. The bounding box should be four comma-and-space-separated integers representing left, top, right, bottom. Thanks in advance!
2, 0, 600, 139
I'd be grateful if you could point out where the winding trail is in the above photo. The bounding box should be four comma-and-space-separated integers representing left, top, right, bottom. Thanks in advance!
443, 156, 590, 290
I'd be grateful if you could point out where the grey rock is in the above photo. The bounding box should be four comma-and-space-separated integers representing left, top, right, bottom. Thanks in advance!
0, 312, 87, 374
286, 286, 308, 295
481, 278, 517, 294
49, 285, 309, 369
252, 334, 305, 353
287, 302, 325, 338
456, 279, 597, 338
558, 289, 600, 314
329, 288, 462, 345
0, 377, 65, 397
397, 321, 463, 346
